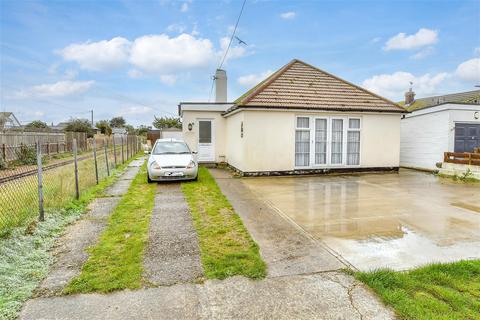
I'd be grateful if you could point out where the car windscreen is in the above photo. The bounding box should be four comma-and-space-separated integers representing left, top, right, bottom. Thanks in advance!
152, 141, 190, 154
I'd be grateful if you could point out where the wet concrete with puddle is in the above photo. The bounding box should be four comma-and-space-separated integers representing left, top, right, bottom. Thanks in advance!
240, 169, 480, 271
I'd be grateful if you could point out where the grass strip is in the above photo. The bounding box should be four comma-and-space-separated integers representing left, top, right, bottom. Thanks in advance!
65, 162, 156, 293
0, 155, 139, 320
181, 167, 266, 280
356, 259, 480, 320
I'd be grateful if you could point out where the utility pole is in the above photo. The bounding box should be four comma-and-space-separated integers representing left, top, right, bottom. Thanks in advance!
90, 109, 94, 126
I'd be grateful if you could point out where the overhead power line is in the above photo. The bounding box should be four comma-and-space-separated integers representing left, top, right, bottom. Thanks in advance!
208, 0, 247, 102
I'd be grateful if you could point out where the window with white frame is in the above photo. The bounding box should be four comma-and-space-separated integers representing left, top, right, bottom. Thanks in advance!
294, 116, 361, 168
331, 119, 344, 164
347, 118, 361, 165
314, 119, 327, 165
295, 117, 310, 166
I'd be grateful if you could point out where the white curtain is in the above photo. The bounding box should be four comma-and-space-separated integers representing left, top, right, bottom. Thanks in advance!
347, 131, 360, 165
331, 119, 343, 164
297, 117, 309, 128
295, 130, 310, 166
315, 119, 327, 164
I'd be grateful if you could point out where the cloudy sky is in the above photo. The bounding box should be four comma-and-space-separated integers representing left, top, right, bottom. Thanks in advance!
1, 0, 479, 127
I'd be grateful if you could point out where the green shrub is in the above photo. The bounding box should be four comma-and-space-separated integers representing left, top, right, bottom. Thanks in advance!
14, 145, 37, 165
0, 156, 7, 170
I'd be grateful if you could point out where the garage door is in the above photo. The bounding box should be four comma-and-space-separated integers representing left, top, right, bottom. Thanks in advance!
455, 123, 480, 152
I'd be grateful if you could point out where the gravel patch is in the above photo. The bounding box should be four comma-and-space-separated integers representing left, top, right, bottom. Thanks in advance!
143, 183, 204, 286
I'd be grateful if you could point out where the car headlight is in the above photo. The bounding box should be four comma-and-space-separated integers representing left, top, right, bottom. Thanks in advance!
150, 161, 161, 170
186, 160, 196, 169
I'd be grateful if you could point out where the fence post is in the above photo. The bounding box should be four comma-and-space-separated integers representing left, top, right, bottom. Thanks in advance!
104, 138, 110, 176
1, 143, 6, 162
73, 139, 80, 200
126, 134, 129, 160
36, 142, 45, 221
93, 139, 99, 184
112, 136, 117, 167
121, 136, 125, 164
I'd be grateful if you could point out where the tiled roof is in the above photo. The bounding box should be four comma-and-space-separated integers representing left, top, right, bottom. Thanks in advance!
398, 89, 480, 112
228, 59, 406, 114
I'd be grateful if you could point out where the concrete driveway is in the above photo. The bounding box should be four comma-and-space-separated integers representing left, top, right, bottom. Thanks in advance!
225, 169, 480, 271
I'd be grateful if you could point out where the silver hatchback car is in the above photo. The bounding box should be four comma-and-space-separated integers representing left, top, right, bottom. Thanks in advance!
147, 139, 198, 182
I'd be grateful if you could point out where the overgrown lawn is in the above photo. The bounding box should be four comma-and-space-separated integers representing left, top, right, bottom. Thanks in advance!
181, 167, 266, 279
65, 163, 156, 293
356, 259, 480, 320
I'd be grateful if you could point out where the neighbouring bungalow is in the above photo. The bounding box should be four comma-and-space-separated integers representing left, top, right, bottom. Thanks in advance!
400, 89, 480, 171
179, 59, 406, 176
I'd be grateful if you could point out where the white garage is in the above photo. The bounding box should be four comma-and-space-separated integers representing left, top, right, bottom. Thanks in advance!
400, 102, 480, 171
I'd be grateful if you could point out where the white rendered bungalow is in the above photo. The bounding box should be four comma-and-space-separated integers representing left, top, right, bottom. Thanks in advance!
179, 59, 406, 176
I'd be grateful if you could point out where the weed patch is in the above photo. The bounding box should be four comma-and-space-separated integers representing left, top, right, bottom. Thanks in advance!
181, 167, 266, 280
65, 163, 156, 293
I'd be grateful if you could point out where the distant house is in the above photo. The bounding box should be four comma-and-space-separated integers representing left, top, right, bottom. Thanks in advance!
50, 122, 70, 131
179, 59, 406, 175
112, 127, 127, 136
0, 112, 21, 129
400, 89, 480, 171
147, 128, 182, 144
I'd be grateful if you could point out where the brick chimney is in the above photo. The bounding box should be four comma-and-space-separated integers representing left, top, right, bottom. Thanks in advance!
405, 88, 415, 105
215, 69, 227, 102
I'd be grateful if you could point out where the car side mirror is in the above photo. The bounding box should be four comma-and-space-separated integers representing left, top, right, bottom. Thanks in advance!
192, 151, 198, 154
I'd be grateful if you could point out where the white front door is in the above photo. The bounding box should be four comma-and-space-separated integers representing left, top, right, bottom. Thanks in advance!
197, 119, 215, 162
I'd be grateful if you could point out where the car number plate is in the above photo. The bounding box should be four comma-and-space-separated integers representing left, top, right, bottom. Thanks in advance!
165, 171, 184, 177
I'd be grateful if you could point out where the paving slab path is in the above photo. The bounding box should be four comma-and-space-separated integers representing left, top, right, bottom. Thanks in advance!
33, 159, 143, 297
22, 272, 393, 320
143, 183, 204, 286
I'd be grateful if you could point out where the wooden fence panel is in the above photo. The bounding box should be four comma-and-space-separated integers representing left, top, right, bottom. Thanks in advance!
444, 152, 480, 166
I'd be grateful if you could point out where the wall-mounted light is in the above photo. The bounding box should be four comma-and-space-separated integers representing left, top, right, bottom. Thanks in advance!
240, 121, 244, 138
188, 122, 194, 131
474, 111, 479, 120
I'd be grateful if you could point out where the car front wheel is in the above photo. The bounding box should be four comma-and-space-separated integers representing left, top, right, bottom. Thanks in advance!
147, 175, 153, 183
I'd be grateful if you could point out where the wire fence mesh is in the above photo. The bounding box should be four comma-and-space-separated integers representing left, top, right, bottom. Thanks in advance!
0, 134, 144, 236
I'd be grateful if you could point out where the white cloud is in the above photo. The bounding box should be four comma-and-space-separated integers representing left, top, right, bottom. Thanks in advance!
180, 2, 188, 12
121, 106, 153, 115
191, 23, 200, 36
238, 70, 273, 87
130, 34, 214, 73
167, 23, 187, 33
63, 69, 78, 79
455, 58, 480, 82
59, 37, 131, 71
160, 75, 177, 85
280, 11, 296, 20
128, 69, 143, 78
18, 80, 95, 98
219, 37, 249, 63
362, 71, 448, 100
410, 46, 434, 60
384, 28, 438, 51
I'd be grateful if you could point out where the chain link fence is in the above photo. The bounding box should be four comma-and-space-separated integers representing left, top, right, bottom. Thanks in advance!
0, 135, 144, 236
